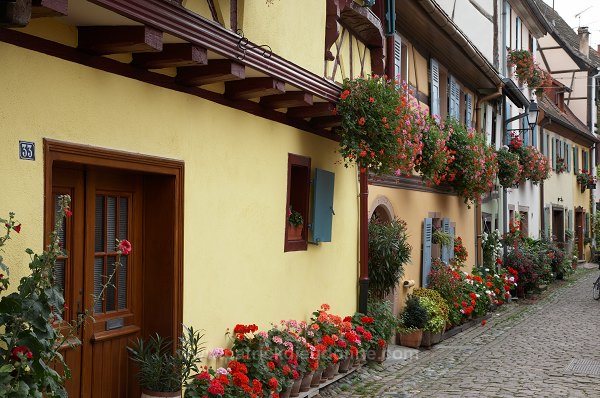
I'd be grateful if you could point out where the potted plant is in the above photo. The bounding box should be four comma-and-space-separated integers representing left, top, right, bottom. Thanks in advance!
411, 288, 448, 347
415, 114, 453, 186
397, 296, 429, 348
128, 326, 205, 397
576, 170, 596, 191
366, 300, 399, 363
287, 207, 303, 240
496, 147, 522, 187
368, 217, 411, 300
431, 228, 452, 261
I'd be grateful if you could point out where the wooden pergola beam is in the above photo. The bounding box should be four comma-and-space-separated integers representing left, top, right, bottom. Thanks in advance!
260, 92, 313, 109
132, 43, 207, 69
177, 59, 245, 86
287, 102, 336, 119
225, 77, 285, 100
78, 25, 162, 55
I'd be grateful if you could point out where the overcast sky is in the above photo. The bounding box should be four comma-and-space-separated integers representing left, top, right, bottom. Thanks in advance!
541, 0, 600, 49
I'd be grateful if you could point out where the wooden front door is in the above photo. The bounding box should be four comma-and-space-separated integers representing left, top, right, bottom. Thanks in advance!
575, 210, 584, 259
53, 167, 143, 397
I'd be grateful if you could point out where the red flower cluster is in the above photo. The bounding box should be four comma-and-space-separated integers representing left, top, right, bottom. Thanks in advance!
10, 346, 33, 361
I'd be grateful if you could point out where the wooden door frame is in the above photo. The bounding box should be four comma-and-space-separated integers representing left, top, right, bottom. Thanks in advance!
43, 138, 185, 353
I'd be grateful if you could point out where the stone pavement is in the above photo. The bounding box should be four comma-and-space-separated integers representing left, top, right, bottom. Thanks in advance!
317, 266, 600, 397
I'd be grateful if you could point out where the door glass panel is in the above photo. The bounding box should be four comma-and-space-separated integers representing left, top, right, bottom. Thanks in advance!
118, 255, 127, 310
93, 257, 104, 313
107, 196, 117, 251
54, 259, 65, 294
95, 196, 105, 252
94, 193, 129, 314
106, 256, 116, 312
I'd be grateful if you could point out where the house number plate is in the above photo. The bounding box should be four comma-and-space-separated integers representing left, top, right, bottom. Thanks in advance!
19, 141, 35, 161
106, 317, 124, 330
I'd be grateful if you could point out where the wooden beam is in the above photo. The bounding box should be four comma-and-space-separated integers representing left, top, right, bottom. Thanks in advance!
0, 0, 30, 27
225, 77, 285, 100
31, 0, 67, 18
230, 0, 237, 32
310, 115, 341, 129
177, 60, 245, 86
260, 92, 313, 109
287, 102, 335, 119
132, 44, 207, 69
78, 25, 162, 55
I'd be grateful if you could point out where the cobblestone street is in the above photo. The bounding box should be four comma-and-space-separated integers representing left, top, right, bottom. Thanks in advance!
317, 267, 600, 397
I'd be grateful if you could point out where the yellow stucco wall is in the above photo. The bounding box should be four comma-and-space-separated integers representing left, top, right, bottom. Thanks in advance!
0, 42, 359, 350
368, 186, 475, 307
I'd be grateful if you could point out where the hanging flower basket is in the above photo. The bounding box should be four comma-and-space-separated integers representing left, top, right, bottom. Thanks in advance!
336, 75, 424, 175
496, 147, 522, 188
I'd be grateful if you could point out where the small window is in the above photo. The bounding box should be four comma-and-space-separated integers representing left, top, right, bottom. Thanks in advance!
285, 154, 311, 252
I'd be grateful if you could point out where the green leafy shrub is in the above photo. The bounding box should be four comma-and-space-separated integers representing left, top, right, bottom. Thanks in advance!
368, 218, 411, 300
398, 296, 428, 332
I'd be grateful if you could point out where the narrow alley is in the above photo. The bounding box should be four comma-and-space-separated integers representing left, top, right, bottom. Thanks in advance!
318, 267, 600, 397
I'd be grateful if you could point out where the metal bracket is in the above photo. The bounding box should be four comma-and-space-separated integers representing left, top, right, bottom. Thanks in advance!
236, 30, 272, 61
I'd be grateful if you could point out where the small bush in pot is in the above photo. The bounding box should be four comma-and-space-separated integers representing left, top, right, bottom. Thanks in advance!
398, 296, 429, 332
128, 326, 205, 395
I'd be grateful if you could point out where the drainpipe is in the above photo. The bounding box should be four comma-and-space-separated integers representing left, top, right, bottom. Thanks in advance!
358, 169, 369, 314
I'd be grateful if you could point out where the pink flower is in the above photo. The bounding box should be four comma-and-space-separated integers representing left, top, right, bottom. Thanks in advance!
117, 239, 132, 255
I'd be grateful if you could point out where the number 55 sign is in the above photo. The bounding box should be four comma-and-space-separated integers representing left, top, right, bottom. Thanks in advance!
19, 141, 35, 161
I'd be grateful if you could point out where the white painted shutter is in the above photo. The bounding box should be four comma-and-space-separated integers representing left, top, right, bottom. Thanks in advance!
449, 76, 460, 120
544, 206, 551, 239
394, 34, 402, 83
422, 218, 433, 287
430, 58, 440, 119
441, 218, 451, 264
465, 93, 473, 128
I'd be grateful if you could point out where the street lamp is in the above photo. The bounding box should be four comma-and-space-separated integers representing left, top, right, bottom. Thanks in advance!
527, 100, 539, 132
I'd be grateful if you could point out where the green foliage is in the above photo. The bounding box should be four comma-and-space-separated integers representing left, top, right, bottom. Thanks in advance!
368, 218, 411, 300
398, 296, 428, 331
431, 229, 452, 246
367, 300, 399, 342
0, 199, 72, 398
417, 297, 446, 333
496, 147, 521, 187
128, 326, 204, 392
411, 288, 448, 327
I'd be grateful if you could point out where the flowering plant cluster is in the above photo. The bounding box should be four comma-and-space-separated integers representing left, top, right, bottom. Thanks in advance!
507, 49, 551, 96
496, 147, 522, 187
427, 260, 515, 327
188, 304, 389, 397
445, 119, 498, 206
576, 169, 596, 187
508, 135, 551, 184
0, 197, 131, 397
481, 229, 503, 270
450, 236, 468, 268
337, 76, 424, 175
555, 157, 567, 174
414, 115, 454, 186
501, 221, 569, 294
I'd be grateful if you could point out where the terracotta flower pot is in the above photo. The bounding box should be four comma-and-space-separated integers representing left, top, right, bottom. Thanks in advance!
310, 369, 323, 387
279, 386, 292, 398
287, 223, 303, 240
338, 357, 352, 373
299, 371, 314, 392
398, 329, 423, 348
322, 364, 335, 381
290, 375, 303, 397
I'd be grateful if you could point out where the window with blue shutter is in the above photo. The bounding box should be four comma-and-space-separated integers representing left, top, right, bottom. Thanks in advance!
310, 168, 335, 244
449, 76, 460, 120
430, 59, 440, 119
566, 144, 570, 172
285, 154, 311, 252
574, 146, 579, 173
465, 93, 473, 128
422, 218, 433, 286
441, 218, 451, 264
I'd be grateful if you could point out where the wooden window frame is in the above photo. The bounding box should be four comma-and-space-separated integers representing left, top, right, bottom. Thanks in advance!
284, 153, 311, 252
44, 139, 184, 341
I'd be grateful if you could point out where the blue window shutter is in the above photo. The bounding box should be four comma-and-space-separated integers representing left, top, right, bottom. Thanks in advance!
449, 225, 455, 259
310, 169, 335, 243
465, 94, 473, 128
422, 218, 433, 287
566, 144, 570, 172
441, 218, 450, 264
532, 125, 537, 147
552, 138, 556, 170
574, 146, 579, 172
568, 209, 573, 231
430, 59, 440, 119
